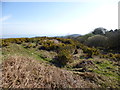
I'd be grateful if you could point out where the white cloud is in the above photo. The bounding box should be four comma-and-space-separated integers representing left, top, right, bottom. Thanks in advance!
0, 15, 11, 22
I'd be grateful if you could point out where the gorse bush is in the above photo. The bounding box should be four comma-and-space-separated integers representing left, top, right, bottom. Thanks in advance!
56, 38, 74, 44
100, 53, 120, 61
23, 43, 36, 48
53, 50, 73, 67
39, 43, 64, 51
2, 41, 9, 47
114, 54, 120, 61
58, 44, 76, 54
82, 46, 99, 58
38, 39, 76, 53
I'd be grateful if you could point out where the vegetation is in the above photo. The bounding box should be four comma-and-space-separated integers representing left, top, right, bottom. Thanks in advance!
52, 49, 73, 67
75, 28, 120, 52
1, 28, 120, 88
85, 35, 108, 48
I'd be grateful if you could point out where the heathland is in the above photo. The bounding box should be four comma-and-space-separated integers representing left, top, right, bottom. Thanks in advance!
1, 28, 120, 88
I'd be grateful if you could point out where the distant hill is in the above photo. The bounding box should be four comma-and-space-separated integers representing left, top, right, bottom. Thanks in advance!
65, 34, 81, 38
55, 34, 81, 39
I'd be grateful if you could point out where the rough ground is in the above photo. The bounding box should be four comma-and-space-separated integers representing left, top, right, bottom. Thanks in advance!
1, 55, 98, 88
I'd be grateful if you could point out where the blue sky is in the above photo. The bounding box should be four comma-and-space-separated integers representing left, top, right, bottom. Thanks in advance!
1, 0, 119, 38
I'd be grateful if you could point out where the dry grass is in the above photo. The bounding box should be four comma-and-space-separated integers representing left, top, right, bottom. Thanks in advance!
1, 55, 98, 88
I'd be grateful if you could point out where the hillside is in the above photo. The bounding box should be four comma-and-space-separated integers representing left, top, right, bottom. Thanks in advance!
62, 34, 81, 39
0, 36, 120, 88
2, 56, 98, 88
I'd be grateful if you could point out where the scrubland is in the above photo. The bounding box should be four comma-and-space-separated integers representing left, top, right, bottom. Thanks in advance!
1, 29, 120, 88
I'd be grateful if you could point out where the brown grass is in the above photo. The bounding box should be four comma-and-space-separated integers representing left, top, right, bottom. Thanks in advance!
1, 55, 98, 88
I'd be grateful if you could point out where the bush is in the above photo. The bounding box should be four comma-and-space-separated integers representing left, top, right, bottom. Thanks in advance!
53, 50, 73, 67
39, 41, 76, 54
2, 40, 9, 47
114, 54, 120, 61
82, 46, 99, 58
76, 33, 94, 43
100, 53, 120, 61
24, 43, 36, 48
105, 29, 120, 50
39, 43, 63, 51
59, 44, 75, 54
85, 35, 108, 48
56, 38, 74, 44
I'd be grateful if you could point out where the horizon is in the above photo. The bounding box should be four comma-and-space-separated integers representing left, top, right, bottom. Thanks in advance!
0, 0, 119, 38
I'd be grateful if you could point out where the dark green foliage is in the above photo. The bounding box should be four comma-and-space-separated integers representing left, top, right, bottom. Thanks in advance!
82, 46, 99, 58
61, 39, 74, 44
2, 41, 9, 47
76, 33, 94, 43
74, 28, 120, 53
85, 35, 108, 48
100, 53, 120, 61
56, 38, 74, 44
23, 43, 36, 48
92, 27, 107, 35
53, 50, 73, 67
105, 29, 120, 50
39, 43, 63, 51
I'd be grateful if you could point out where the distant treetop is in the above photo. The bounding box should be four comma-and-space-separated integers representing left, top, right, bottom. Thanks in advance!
92, 27, 107, 35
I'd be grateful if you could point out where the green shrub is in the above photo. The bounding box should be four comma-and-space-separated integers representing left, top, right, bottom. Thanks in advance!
82, 46, 99, 58
39, 43, 62, 51
100, 53, 120, 61
2, 40, 9, 47
56, 38, 74, 44
53, 50, 73, 67
24, 43, 36, 48
114, 54, 120, 61
39, 41, 76, 54
106, 29, 120, 50
58, 44, 75, 54
76, 33, 94, 43
85, 35, 108, 48
107, 53, 120, 61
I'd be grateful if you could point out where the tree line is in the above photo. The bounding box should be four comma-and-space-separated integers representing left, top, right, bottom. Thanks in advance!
75, 27, 120, 53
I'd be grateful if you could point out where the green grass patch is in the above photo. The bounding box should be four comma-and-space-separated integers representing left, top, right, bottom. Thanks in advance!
93, 60, 119, 82
2, 43, 53, 63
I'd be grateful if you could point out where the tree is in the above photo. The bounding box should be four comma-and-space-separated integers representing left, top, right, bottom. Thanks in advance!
92, 27, 107, 35
105, 29, 120, 50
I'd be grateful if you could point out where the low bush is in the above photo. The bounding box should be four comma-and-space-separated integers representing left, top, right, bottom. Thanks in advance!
100, 53, 120, 61
2, 40, 9, 47
56, 38, 74, 44
82, 46, 99, 58
39, 43, 63, 51
23, 43, 36, 48
85, 35, 108, 48
53, 50, 73, 67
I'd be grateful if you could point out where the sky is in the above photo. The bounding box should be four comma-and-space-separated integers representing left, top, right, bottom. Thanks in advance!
0, 0, 119, 38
